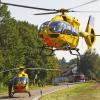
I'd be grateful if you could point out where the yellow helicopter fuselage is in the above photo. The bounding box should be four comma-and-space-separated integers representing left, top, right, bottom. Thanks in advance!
39, 15, 80, 50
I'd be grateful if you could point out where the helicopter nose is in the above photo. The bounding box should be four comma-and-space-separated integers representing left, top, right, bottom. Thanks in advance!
48, 34, 59, 38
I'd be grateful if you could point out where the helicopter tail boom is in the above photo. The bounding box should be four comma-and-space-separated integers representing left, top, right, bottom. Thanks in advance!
82, 16, 96, 49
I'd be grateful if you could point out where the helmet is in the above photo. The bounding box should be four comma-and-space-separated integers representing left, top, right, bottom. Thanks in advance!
19, 65, 25, 71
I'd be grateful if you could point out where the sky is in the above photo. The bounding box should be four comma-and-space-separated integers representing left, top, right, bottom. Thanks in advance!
2, 0, 100, 61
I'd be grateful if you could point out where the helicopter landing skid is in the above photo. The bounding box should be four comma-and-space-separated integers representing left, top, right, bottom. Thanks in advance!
63, 44, 80, 56
39, 45, 80, 56
39, 45, 57, 56
69, 48, 80, 56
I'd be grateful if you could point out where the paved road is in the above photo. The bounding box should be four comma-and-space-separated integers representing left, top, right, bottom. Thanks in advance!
0, 84, 74, 100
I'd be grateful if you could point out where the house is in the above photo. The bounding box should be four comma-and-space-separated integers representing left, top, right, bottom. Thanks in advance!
52, 64, 85, 84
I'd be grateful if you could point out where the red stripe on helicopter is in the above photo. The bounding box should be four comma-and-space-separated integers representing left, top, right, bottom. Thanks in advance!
17, 84, 22, 92
42, 37, 55, 47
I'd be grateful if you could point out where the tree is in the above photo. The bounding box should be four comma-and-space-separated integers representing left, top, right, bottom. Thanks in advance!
0, 4, 61, 84
79, 49, 100, 80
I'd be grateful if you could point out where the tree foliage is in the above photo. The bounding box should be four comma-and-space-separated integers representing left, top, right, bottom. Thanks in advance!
0, 5, 60, 84
79, 50, 100, 80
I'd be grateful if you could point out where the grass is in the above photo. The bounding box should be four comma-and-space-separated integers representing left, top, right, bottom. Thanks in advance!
0, 83, 8, 94
40, 82, 100, 100
1, 81, 100, 100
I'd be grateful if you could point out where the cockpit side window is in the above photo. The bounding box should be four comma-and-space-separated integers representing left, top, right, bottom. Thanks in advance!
71, 27, 79, 36
42, 21, 50, 27
39, 21, 50, 32
62, 24, 71, 34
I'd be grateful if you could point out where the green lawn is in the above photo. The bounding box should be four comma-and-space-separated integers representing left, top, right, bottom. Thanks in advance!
0, 83, 8, 95
40, 82, 100, 100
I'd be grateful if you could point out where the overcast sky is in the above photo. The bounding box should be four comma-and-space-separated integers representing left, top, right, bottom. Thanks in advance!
2, 0, 100, 61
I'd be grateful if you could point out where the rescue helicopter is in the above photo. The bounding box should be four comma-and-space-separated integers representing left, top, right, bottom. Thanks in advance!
0, 0, 100, 56
0, 67, 60, 98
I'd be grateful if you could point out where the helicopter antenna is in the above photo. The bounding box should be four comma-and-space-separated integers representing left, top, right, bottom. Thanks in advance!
68, 0, 100, 10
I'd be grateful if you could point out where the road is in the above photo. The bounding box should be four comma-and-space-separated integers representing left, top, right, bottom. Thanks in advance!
0, 83, 74, 100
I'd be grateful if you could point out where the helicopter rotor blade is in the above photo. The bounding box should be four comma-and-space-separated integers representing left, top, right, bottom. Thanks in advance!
1, 1, 100, 15
86, 35, 100, 36
34, 9, 100, 15
34, 11, 58, 15
69, 10, 100, 13
0, 68, 60, 73
94, 35, 100, 36
68, 0, 100, 10
27, 68, 60, 71
0, 68, 19, 74
0, 2, 57, 11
